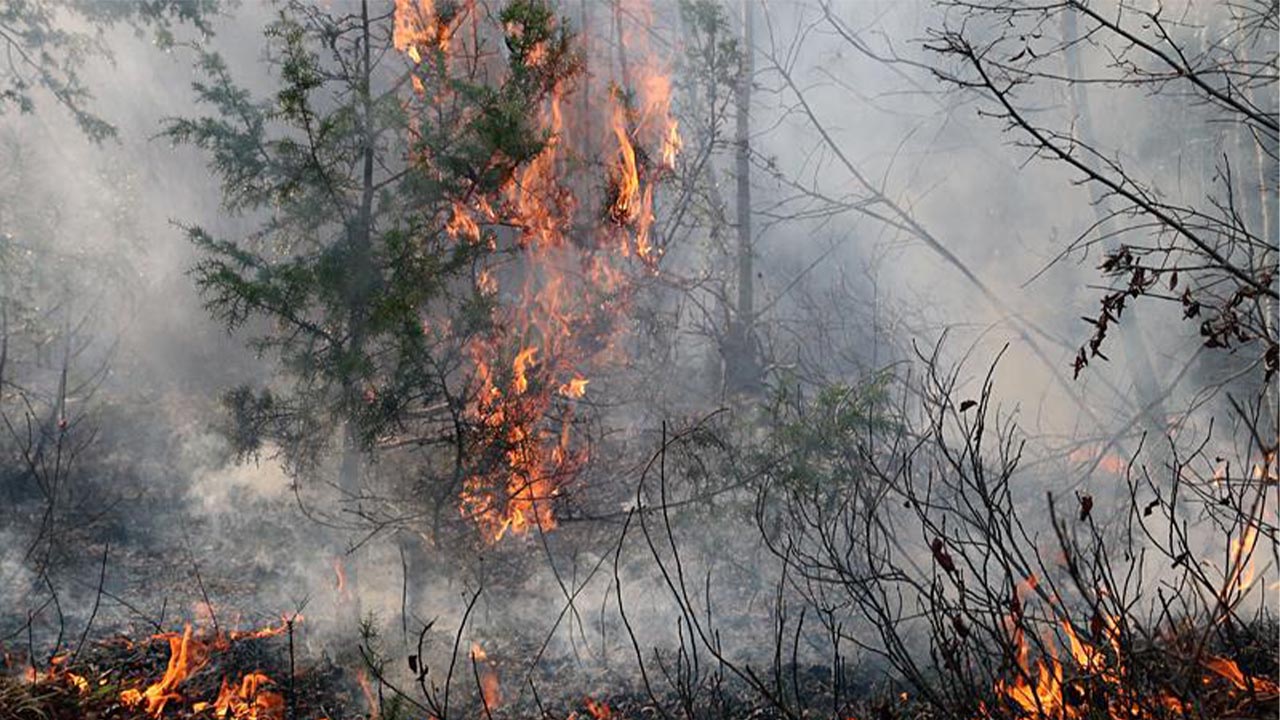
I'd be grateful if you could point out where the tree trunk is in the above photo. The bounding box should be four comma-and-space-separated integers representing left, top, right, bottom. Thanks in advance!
334, 0, 381, 632
1062, 6, 1166, 431
725, 0, 761, 396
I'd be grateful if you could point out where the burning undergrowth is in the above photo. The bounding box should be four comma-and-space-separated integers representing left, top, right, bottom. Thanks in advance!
2, 616, 351, 720
1, 368, 1277, 720
3, 602, 1275, 720
2, 346, 1276, 720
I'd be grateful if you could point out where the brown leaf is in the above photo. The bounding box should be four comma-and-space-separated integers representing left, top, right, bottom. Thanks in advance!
1078, 493, 1093, 522
931, 538, 956, 575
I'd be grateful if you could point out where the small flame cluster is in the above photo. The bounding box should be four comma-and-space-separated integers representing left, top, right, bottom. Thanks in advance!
471, 642, 502, 710
394, 0, 681, 542
22, 654, 90, 695
194, 672, 284, 720
605, 0, 682, 262
575, 695, 614, 719
979, 577, 1278, 718
114, 618, 296, 719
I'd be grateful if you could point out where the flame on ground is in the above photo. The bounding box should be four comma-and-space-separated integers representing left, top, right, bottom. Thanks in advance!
979, 580, 1277, 718
192, 672, 284, 720
584, 695, 612, 719
1203, 654, 1280, 694
23, 654, 89, 695
356, 668, 378, 719
116, 617, 298, 719
120, 624, 208, 716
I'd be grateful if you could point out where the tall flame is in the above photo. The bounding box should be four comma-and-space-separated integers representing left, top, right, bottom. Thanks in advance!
394, 0, 680, 542
120, 625, 207, 716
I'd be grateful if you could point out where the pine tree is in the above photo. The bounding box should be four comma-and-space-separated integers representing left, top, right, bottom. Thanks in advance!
168, 0, 580, 614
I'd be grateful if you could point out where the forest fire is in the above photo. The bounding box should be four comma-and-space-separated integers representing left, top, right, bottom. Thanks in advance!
392, 0, 456, 58
0, 1, 1275, 720
14, 620, 302, 712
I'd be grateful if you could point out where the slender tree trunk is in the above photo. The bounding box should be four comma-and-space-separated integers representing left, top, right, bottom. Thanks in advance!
335, 0, 381, 632
726, 0, 759, 396
1062, 7, 1166, 430
0, 304, 7, 407
581, 0, 592, 147
1238, 18, 1278, 426
734, 0, 753, 335
336, 433, 362, 625
613, 0, 631, 91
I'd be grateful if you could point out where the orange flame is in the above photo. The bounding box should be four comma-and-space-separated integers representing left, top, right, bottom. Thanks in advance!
193, 672, 284, 720
393, 0, 458, 59
1067, 445, 1127, 475
512, 346, 539, 396
1203, 654, 1279, 694
661, 119, 682, 170
980, 590, 1280, 719
1227, 525, 1259, 595
395, 0, 680, 542
608, 104, 642, 230
20, 655, 90, 695
227, 616, 298, 642
118, 617, 299, 717
333, 557, 347, 597
558, 376, 588, 398
120, 625, 208, 716
356, 668, 378, 719
446, 202, 482, 244
471, 642, 501, 711
584, 695, 612, 719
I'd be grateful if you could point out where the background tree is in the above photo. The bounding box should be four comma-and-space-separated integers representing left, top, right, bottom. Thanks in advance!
0, 0, 217, 141
926, 0, 1278, 399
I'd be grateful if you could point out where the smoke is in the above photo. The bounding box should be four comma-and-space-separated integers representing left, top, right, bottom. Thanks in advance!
0, 2, 1271, 708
